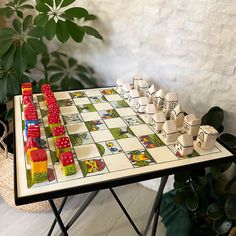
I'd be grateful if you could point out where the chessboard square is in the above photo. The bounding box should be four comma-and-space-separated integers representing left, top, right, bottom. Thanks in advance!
98, 109, 119, 119
96, 140, 123, 156
54, 162, 84, 182
74, 144, 100, 160
125, 149, 156, 168
54, 92, 71, 100
66, 123, 88, 134
57, 99, 73, 107
104, 94, 122, 102
91, 129, 113, 142
89, 95, 107, 104
104, 117, 127, 128
39, 101, 47, 109
69, 132, 93, 146
123, 115, 144, 126
139, 134, 165, 149
81, 112, 101, 121
110, 100, 129, 109
85, 120, 107, 132
70, 91, 86, 98
110, 127, 135, 139
193, 141, 221, 156
73, 97, 90, 105
101, 88, 117, 95
103, 153, 133, 172
85, 90, 102, 97
47, 137, 55, 150
62, 113, 83, 124
94, 102, 113, 111
116, 108, 136, 117
77, 104, 96, 113
130, 124, 154, 136
60, 106, 78, 115
118, 137, 143, 152
148, 146, 178, 163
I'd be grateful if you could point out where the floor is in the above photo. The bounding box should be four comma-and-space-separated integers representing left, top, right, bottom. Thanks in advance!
0, 183, 167, 236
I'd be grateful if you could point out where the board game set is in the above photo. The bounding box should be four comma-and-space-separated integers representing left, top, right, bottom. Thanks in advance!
15, 79, 232, 198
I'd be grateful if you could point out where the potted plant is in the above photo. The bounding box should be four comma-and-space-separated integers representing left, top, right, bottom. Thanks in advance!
160, 107, 236, 236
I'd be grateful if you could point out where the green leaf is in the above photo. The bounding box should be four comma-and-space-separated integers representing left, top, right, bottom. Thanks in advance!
56, 19, 69, 43
7, 74, 20, 97
27, 38, 47, 54
207, 201, 225, 220
55, 0, 62, 7
0, 28, 16, 38
174, 172, 190, 188
16, 10, 23, 18
4, 107, 14, 121
60, 13, 74, 21
66, 20, 85, 43
45, 0, 53, 7
225, 195, 236, 219
83, 26, 103, 40
21, 42, 37, 67
54, 58, 67, 68
76, 64, 91, 73
69, 78, 84, 89
61, 0, 76, 8
28, 26, 44, 38
0, 78, 7, 103
14, 47, 27, 74
13, 19, 22, 34
34, 13, 49, 27
49, 72, 64, 83
19, 74, 30, 83
35, 2, 50, 12
0, 7, 14, 17
47, 65, 63, 71
85, 14, 97, 21
68, 58, 77, 67
1, 45, 16, 71
23, 15, 32, 31
65, 7, 89, 19
0, 40, 12, 57
45, 17, 57, 40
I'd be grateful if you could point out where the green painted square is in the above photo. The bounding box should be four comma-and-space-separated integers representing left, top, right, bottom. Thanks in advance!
110, 127, 135, 139
69, 132, 93, 146
77, 104, 96, 113
139, 134, 165, 148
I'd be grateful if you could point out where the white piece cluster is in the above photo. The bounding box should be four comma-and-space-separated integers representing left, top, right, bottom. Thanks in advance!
116, 76, 219, 155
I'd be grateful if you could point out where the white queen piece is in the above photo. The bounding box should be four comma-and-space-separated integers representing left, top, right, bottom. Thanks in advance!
122, 83, 132, 99
116, 79, 124, 94
170, 104, 185, 127
138, 80, 149, 97
155, 89, 165, 110
163, 92, 178, 118
196, 125, 218, 150
133, 75, 143, 90
147, 84, 156, 104
162, 120, 178, 143
175, 134, 193, 157
145, 104, 156, 124
152, 111, 166, 132
137, 96, 149, 113
183, 114, 201, 137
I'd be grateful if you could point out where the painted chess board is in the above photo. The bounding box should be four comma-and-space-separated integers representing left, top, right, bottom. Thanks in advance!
14, 88, 233, 200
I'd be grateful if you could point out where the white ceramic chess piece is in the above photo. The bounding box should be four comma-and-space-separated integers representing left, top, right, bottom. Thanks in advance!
155, 89, 165, 110
152, 111, 166, 132
147, 85, 156, 104
163, 92, 178, 118
162, 120, 178, 143
170, 104, 185, 127
145, 104, 156, 124
175, 134, 193, 156
183, 114, 201, 137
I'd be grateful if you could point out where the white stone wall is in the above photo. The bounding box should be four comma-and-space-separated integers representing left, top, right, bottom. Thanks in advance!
65, 0, 236, 136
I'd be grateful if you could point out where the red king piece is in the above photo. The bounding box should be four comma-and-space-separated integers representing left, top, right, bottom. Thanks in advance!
52, 125, 65, 136
31, 149, 47, 162
56, 137, 70, 149
60, 151, 75, 166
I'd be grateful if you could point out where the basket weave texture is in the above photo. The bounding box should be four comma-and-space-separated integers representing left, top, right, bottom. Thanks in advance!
0, 120, 61, 212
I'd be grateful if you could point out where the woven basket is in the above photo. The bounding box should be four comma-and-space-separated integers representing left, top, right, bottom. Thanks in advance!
0, 120, 61, 212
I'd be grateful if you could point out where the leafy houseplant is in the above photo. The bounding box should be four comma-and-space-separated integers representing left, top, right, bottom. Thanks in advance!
0, 0, 103, 118
160, 107, 236, 236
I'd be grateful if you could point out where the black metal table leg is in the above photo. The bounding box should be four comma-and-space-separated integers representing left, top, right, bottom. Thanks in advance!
48, 199, 68, 236
143, 176, 169, 236
48, 197, 68, 236
151, 194, 162, 236
110, 188, 142, 236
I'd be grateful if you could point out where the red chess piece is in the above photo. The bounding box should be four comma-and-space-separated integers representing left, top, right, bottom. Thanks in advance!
31, 149, 47, 162
60, 151, 75, 166
56, 137, 70, 149
52, 125, 65, 136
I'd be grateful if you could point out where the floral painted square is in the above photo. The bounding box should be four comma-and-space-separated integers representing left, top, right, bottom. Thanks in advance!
139, 134, 165, 148
85, 120, 107, 132
100, 88, 117, 95
69, 132, 93, 146
70, 91, 86, 98
89, 95, 107, 103
96, 140, 123, 156
57, 99, 73, 107
98, 109, 119, 119
110, 100, 129, 109
37, 95, 45, 102
123, 115, 144, 126
62, 113, 83, 124
77, 104, 96, 113
78, 158, 108, 177
126, 150, 156, 167
110, 127, 135, 139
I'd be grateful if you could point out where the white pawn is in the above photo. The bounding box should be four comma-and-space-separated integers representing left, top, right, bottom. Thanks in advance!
116, 79, 124, 94
122, 83, 132, 99
170, 104, 185, 127
153, 111, 166, 132
129, 89, 140, 110
147, 85, 156, 104
162, 120, 178, 143
155, 89, 165, 110
175, 134, 193, 157
137, 97, 149, 113
145, 104, 156, 124
138, 80, 149, 97
183, 114, 201, 137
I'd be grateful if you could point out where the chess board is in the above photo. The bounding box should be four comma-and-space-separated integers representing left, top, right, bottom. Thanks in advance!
14, 87, 233, 201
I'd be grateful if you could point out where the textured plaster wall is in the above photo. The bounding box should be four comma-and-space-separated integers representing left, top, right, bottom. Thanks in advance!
66, 0, 236, 137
